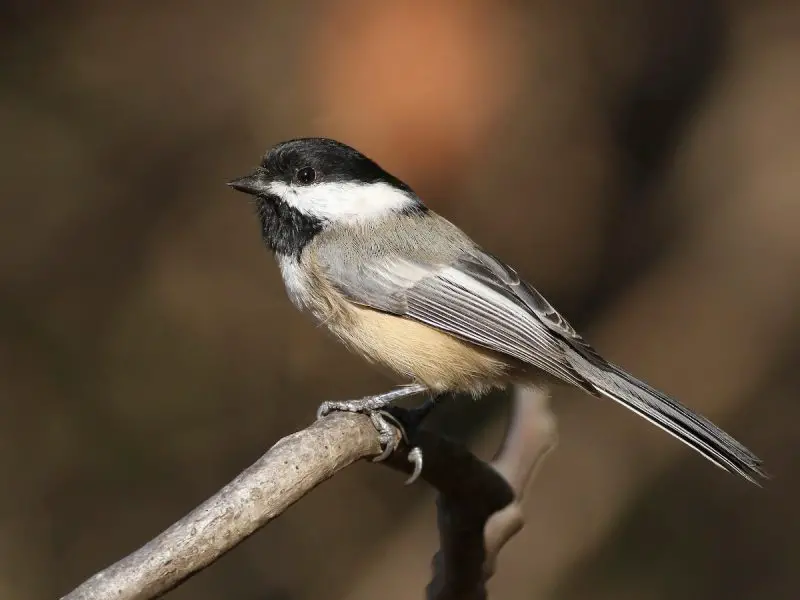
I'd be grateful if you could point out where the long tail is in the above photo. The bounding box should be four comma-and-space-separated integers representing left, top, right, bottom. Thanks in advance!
566, 350, 767, 484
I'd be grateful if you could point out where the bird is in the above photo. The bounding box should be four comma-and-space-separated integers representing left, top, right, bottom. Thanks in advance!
227, 136, 766, 485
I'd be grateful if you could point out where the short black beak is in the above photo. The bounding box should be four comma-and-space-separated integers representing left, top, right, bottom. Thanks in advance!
227, 172, 266, 196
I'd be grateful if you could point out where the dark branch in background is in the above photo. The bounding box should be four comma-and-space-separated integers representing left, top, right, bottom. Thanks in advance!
427, 390, 557, 600
61, 388, 557, 600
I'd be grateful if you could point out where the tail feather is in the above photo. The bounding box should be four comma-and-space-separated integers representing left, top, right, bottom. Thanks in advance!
567, 350, 767, 484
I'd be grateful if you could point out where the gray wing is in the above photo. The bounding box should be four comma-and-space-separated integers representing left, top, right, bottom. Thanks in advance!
318, 246, 596, 390
315, 236, 768, 484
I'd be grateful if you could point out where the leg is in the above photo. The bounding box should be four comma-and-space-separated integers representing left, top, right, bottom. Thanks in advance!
316, 384, 430, 483
316, 383, 427, 420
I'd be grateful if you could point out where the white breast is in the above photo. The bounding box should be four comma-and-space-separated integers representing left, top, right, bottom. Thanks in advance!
277, 255, 314, 312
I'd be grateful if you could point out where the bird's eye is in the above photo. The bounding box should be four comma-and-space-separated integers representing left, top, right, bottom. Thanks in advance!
295, 166, 316, 185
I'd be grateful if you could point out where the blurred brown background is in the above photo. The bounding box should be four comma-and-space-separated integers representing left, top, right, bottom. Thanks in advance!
1, 1, 798, 598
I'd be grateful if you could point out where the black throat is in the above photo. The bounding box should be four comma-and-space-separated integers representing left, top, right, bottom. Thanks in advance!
255, 195, 324, 257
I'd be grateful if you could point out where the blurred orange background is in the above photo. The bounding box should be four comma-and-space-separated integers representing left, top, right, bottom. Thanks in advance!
1, 1, 798, 599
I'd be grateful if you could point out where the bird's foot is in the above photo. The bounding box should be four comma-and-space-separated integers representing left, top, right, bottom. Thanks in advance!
380, 397, 438, 484
316, 384, 430, 484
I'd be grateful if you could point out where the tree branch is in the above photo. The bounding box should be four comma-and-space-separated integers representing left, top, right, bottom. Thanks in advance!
61, 388, 556, 600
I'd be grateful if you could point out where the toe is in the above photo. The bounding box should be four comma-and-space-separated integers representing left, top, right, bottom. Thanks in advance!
316, 402, 331, 420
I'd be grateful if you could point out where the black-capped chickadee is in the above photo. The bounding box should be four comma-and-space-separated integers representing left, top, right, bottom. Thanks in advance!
228, 137, 765, 485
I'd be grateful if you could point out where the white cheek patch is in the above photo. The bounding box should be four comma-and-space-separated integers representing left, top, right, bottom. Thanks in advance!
268, 181, 414, 223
